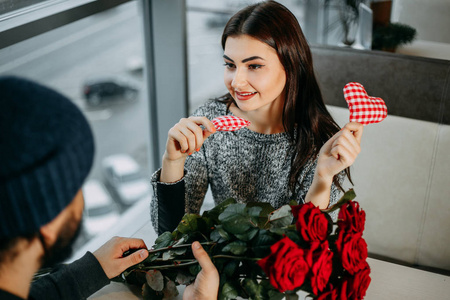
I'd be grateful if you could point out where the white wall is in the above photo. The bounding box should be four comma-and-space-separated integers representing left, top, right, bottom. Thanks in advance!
391, 0, 450, 44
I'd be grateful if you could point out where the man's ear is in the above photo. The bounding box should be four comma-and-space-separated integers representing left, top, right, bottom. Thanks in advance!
39, 217, 61, 246
38, 189, 85, 247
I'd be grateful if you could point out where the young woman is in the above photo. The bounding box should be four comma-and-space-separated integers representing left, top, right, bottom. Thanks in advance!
150, 0, 363, 234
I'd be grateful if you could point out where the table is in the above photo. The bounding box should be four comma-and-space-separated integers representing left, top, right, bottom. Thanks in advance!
88, 221, 450, 300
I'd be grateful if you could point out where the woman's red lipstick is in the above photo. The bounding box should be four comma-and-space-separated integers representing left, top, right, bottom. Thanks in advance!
235, 91, 257, 101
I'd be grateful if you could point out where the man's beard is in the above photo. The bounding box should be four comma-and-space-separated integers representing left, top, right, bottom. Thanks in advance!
40, 217, 82, 269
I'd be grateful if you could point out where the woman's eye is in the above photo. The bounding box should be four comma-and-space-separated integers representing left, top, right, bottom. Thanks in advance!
223, 62, 235, 69
249, 64, 263, 70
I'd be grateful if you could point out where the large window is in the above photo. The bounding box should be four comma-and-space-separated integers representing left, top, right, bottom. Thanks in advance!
0, 0, 150, 250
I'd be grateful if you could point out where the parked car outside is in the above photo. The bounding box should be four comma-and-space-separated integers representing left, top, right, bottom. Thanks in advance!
101, 153, 150, 206
82, 180, 120, 238
82, 75, 140, 106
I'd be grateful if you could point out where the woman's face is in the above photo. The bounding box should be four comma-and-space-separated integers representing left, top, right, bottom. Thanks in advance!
223, 35, 287, 112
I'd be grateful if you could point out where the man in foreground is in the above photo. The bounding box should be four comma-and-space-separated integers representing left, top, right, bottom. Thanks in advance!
0, 76, 219, 300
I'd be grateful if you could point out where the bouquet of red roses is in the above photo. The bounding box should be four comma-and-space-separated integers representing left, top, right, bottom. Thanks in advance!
119, 189, 371, 300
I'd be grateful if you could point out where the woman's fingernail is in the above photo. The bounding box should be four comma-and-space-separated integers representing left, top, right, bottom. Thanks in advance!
193, 241, 201, 249
188, 152, 192, 155
196, 148, 200, 152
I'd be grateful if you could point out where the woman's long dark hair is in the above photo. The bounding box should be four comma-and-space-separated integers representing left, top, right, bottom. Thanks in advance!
220, 0, 350, 192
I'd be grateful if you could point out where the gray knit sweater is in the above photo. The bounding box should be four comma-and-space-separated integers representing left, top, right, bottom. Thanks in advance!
150, 100, 342, 233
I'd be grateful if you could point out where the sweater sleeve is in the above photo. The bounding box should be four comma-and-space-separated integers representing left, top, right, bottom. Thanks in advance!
150, 169, 186, 235
29, 252, 109, 300
184, 147, 209, 214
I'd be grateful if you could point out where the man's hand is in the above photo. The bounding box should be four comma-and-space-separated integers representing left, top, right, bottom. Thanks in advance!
183, 242, 219, 300
93, 236, 149, 279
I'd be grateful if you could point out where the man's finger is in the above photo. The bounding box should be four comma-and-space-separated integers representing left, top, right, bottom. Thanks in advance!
192, 242, 216, 273
126, 249, 148, 266
121, 238, 148, 252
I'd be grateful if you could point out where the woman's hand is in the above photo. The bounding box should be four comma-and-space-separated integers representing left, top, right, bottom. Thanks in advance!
161, 117, 216, 183
316, 122, 363, 181
306, 122, 363, 209
165, 116, 216, 160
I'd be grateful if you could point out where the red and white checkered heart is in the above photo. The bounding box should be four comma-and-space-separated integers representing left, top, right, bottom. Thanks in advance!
212, 115, 251, 132
344, 82, 387, 125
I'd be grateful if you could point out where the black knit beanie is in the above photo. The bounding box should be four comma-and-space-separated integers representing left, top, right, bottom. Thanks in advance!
0, 76, 94, 238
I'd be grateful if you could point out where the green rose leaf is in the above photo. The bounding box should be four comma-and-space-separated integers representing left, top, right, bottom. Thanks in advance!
198, 216, 214, 233
217, 225, 231, 240
223, 260, 239, 277
251, 229, 278, 258
219, 203, 246, 221
210, 228, 226, 243
172, 234, 188, 246
222, 282, 239, 299
142, 283, 163, 300
145, 270, 164, 291
235, 227, 259, 242
248, 206, 262, 218
176, 271, 195, 285
261, 280, 284, 300
189, 263, 201, 276
242, 278, 264, 299
247, 202, 275, 228
177, 214, 200, 234
219, 204, 253, 234
153, 232, 173, 249
204, 198, 237, 223
269, 227, 286, 236
162, 279, 179, 299
323, 189, 357, 213
173, 248, 187, 255
289, 199, 299, 206
143, 252, 159, 264
162, 250, 175, 261
211, 224, 232, 243
269, 205, 293, 227
222, 240, 247, 255
122, 269, 146, 286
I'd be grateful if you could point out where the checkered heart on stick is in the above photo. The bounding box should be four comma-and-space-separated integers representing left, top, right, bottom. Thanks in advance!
344, 82, 387, 125
212, 116, 250, 132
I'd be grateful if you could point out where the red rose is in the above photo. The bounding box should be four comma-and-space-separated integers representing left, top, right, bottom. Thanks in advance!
257, 236, 309, 292
316, 284, 339, 300
291, 202, 331, 242
336, 231, 368, 275
338, 201, 366, 234
307, 241, 333, 295
340, 264, 371, 300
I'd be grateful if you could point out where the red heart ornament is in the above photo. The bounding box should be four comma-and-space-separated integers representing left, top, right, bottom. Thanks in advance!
212, 116, 250, 131
343, 82, 387, 125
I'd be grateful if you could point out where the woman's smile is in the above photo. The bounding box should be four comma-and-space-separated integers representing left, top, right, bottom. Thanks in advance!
235, 91, 257, 101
